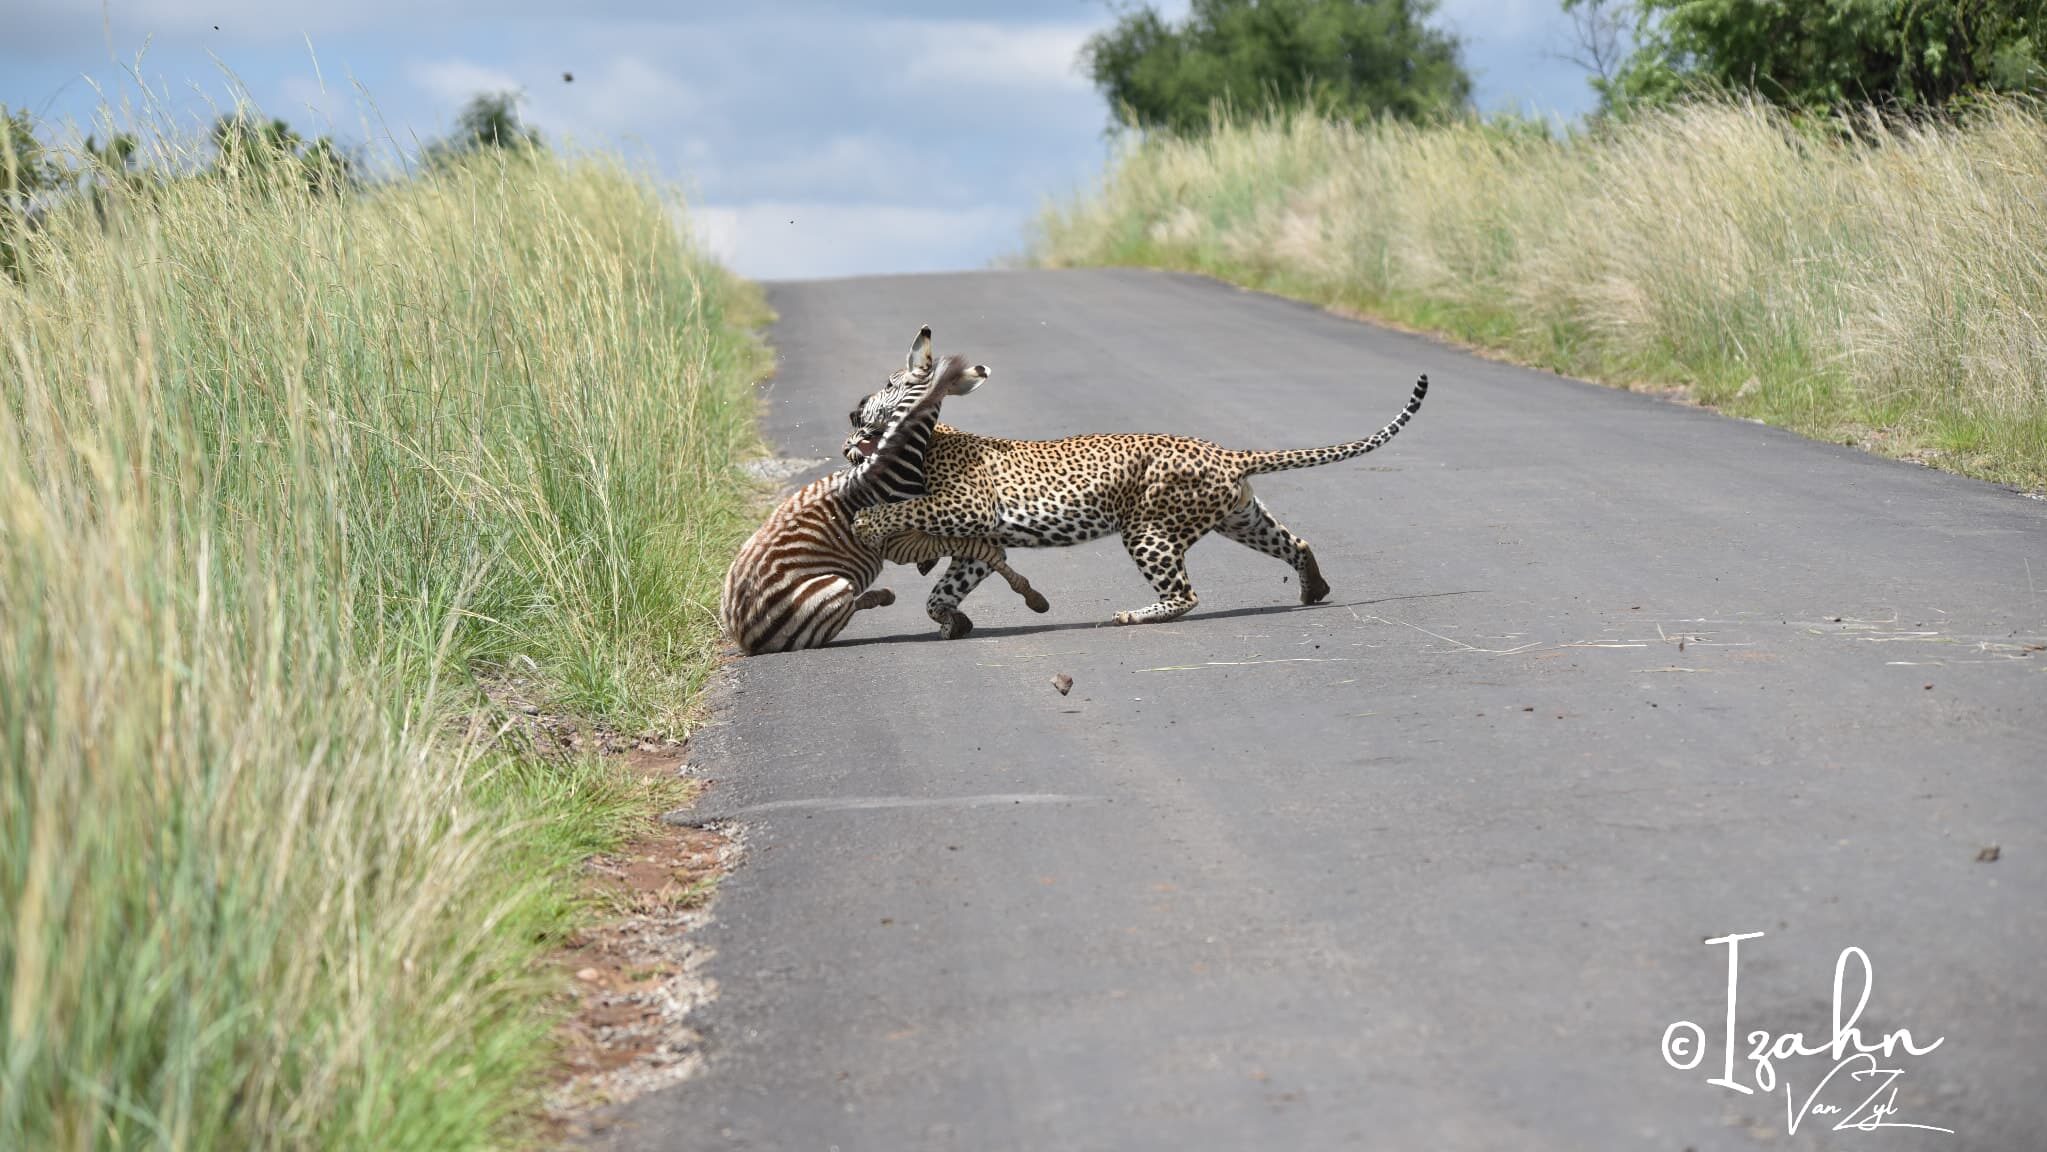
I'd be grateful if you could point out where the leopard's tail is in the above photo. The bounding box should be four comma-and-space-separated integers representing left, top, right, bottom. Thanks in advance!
1234, 374, 1427, 476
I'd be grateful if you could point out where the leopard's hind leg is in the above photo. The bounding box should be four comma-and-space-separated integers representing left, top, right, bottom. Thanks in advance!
1214, 489, 1330, 605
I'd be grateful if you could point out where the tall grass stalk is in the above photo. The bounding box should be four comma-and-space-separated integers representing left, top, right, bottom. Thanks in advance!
1034, 99, 2047, 489
1, 134, 766, 1149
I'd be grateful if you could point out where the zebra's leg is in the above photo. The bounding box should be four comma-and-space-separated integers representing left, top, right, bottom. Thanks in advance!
926, 557, 998, 639
1214, 489, 1330, 605
929, 547, 1049, 632
989, 558, 1051, 614
852, 588, 896, 611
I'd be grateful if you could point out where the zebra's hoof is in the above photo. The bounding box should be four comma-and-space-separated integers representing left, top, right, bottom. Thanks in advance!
1024, 589, 1050, 614
916, 558, 938, 576
941, 611, 975, 640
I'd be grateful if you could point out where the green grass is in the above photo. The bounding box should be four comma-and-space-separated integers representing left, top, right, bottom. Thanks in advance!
1, 134, 768, 1149
1033, 99, 2047, 491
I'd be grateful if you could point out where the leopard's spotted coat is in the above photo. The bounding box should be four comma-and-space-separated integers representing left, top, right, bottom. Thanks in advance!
845, 374, 1427, 632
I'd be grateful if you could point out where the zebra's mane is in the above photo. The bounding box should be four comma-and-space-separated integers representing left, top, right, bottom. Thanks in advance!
839, 354, 972, 511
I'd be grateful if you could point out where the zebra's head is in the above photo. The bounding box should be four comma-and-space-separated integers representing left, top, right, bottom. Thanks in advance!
843, 324, 985, 466
838, 351, 987, 510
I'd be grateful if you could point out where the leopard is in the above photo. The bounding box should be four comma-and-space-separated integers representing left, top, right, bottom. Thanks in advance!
841, 373, 1427, 634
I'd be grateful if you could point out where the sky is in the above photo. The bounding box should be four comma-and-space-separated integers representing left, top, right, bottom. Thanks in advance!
4, 1, 1599, 280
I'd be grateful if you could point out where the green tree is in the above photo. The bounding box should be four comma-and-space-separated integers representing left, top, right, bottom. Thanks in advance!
2, 105, 58, 210
457, 91, 540, 149
1569, 0, 2047, 112
430, 91, 542, 159
1082, 0, 1472, 134
298, 135, 357, 195
78, 131, 144, 225
2, 106, 60, 280
210, 111, 356, 194
84, 131, 139, 175
212, 112, 303, 169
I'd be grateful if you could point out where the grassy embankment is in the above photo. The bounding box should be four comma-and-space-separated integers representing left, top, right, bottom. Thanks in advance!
1034, 99, 2047, 491
1, 133, 766, 1148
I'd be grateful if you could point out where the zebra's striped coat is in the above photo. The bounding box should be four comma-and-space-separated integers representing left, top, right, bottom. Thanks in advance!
719, 338, 1046, 654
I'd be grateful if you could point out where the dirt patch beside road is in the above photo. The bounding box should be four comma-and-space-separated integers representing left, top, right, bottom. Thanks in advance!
544, 743, 742, 1140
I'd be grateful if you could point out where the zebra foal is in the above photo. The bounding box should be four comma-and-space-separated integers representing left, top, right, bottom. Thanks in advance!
719, 329, 1047, 654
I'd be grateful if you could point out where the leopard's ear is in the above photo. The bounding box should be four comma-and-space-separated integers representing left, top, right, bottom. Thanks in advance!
949, 363, 989, 396
905, 325, 935, 378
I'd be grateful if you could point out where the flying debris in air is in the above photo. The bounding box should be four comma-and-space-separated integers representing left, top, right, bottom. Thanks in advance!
562, 71, 574, 83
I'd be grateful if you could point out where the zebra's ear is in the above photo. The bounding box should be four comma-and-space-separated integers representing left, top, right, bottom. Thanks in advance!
948, 363, 989, 396
905, 325, 935, 378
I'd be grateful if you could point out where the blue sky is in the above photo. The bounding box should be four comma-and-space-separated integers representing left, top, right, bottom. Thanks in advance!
5, 1, 1598, 280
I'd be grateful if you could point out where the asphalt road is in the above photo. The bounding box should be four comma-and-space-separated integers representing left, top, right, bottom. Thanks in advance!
600, 269, 2047, 1151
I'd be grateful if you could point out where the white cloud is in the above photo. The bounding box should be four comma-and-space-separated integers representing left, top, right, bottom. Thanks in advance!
891, 21, 1094, 90
686, 200, 1016, 280
708, 133, 977, 204
9, 0, 473, 52
1433, 0, 1600, 117
540, 55, 703, 138
276, 73, 356, 133
406, 58, 523, 111
403, 53, 708, 158
1436, 0, 1553, 38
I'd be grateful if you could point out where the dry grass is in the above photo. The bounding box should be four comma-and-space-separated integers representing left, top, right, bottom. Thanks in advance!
0, 131, 766, 1150
1034, 99, 2047, 490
